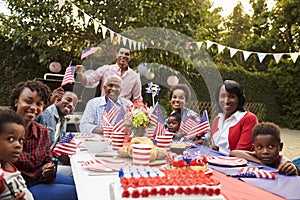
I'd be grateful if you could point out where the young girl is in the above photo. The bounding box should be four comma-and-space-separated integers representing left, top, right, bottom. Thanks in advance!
0, 109, 34, 199
230, 122, 299, 175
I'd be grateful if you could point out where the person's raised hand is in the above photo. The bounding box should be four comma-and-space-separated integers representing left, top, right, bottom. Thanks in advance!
50, 87, 64, 105
75, 65, 85, 74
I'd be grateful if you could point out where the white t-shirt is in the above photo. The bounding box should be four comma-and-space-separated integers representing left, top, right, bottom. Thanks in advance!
0, 163, 34, 200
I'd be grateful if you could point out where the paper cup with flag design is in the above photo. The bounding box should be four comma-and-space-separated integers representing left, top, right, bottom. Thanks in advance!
156, 135, 173, 151
131, 144, 152, 166
103, 126, 114, 139
111, 132, 125, 150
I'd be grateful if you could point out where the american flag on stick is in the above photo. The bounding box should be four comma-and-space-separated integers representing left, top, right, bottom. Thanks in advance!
81, 47, 101, 60
112, 107, 126, 132
61, 65, 76, 86
101, 99, 120, 126
149, 102, 165, 139
185, 110, 210, 139
52, 133, 77, 157
179, 112, 198, 135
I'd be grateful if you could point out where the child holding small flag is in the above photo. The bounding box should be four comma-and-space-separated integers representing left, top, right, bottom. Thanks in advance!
231, 122, 299, 175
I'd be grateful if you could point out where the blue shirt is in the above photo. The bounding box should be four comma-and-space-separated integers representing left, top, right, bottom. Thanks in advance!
79, 96, 132, 133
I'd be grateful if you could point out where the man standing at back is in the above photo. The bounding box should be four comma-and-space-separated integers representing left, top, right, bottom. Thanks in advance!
75, 46, 142, 102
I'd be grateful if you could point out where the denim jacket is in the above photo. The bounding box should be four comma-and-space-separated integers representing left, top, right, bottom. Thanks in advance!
38, 104, 66, 149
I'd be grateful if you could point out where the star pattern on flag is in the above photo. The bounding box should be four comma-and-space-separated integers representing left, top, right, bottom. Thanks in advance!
232, 167, 276, 179
185, 110, 210, 139
81, 47, 101, 60
101, 99, 120, 126
179, 112, 198, 135
112, 107, 126, 132
52, 133, 77, 158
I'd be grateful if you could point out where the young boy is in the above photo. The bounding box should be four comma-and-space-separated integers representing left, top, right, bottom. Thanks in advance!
0, 109, 34, 199
230, 122, 299, 175
167, 112, 183, 140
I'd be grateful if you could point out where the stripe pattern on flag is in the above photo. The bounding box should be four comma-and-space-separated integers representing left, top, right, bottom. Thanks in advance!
52, 133, 77, 157
112, 107, 126, 132
235, 167, 276, 179
186, 110, 210, 139
101, 99, 120, 126
179, 112, 198, 135
81, 47, 100, 60
149, 103, 165, 139
61, 66, 76, 86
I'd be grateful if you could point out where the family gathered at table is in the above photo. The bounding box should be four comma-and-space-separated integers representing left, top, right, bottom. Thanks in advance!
0, 45, 300, 200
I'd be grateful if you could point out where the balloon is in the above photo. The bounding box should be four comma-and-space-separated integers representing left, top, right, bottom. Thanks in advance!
167, 75, 179, 86
145, 72, 155, 80
49, 62, 62, 73
137, 63, 150, 75
83, 70, 99, 88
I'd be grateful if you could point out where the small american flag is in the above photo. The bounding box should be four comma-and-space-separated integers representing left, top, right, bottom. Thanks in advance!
179, 112, 198, 135
61, 65, 76, 86
149, 103, 165, 139
81, 47, 100, 60
112, 107, 126, 132
234, 167, 276, 179
186, 110, 210, 139
102, 99, 120, 125
52, 133, 77, 157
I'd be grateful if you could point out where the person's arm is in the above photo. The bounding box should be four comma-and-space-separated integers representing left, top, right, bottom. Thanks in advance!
230, 150, 263, 164
79, 99, 103, 134
75, 65, 88, 86
235, 113, 258, 150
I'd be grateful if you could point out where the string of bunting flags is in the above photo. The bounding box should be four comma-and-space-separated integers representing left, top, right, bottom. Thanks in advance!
58, 0, 300, 63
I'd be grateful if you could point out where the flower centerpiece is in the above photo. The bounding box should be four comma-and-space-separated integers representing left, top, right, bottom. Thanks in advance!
125, 99, 151, 137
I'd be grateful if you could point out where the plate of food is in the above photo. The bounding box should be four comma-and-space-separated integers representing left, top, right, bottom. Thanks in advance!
207, 156, 248, 167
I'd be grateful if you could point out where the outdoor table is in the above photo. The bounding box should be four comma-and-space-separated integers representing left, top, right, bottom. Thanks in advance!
70, 137, 298, 200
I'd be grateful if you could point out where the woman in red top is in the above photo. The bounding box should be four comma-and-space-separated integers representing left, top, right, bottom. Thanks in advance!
209, 80, 258, 155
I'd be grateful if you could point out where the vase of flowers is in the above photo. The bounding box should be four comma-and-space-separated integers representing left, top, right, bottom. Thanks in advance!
125, 100, 150, 137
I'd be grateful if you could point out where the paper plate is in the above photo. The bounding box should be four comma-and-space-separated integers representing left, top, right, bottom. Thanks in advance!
74, 133, 95, 138
207, 156, 248, 167
82, 159, 130, 172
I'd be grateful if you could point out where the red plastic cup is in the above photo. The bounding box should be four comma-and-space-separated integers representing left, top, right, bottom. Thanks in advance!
103, 126, 113, 139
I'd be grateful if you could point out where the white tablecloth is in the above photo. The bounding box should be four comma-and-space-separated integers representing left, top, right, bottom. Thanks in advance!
71, 136, 119, 200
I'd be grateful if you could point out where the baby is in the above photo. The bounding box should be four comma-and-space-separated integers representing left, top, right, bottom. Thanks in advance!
167, 112, 183, 140
0, 109, 34, 199
230, 122, 299, 175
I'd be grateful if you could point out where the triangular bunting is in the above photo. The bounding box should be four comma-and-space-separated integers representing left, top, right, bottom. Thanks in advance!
290, 52, 299, 63
229, 48, 239, 58
93, 20, 100, 34
132, 41, 137, 50
128, 39, 132, 49
117, 34, 121, 44
101, 25, 107, 39
206, 40, 214, 49
84, 13, 91, 28
71, 3, 79, 18
257, 53, 267, 63
110, 30, 115, 43
122, 36, 127, 46
242, 51, 252, 61
273, 53, 284, 63
58, 0, 65, 10
196, 42, 203, 49
217, 44, 226, 54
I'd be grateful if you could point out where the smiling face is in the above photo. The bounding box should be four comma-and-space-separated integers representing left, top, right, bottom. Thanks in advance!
104, 80, 122, 102
170, 89, 186, 112
116, 47, 131, 70
15, 87, 45, 127
253, 134, 283, 168
56, 92, 78, 116
218, 85, 239, 119
0, 122, 25, 163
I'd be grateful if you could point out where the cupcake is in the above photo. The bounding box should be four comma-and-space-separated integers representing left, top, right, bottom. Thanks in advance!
172, 155, 187, 169
189, 156, 208, 171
